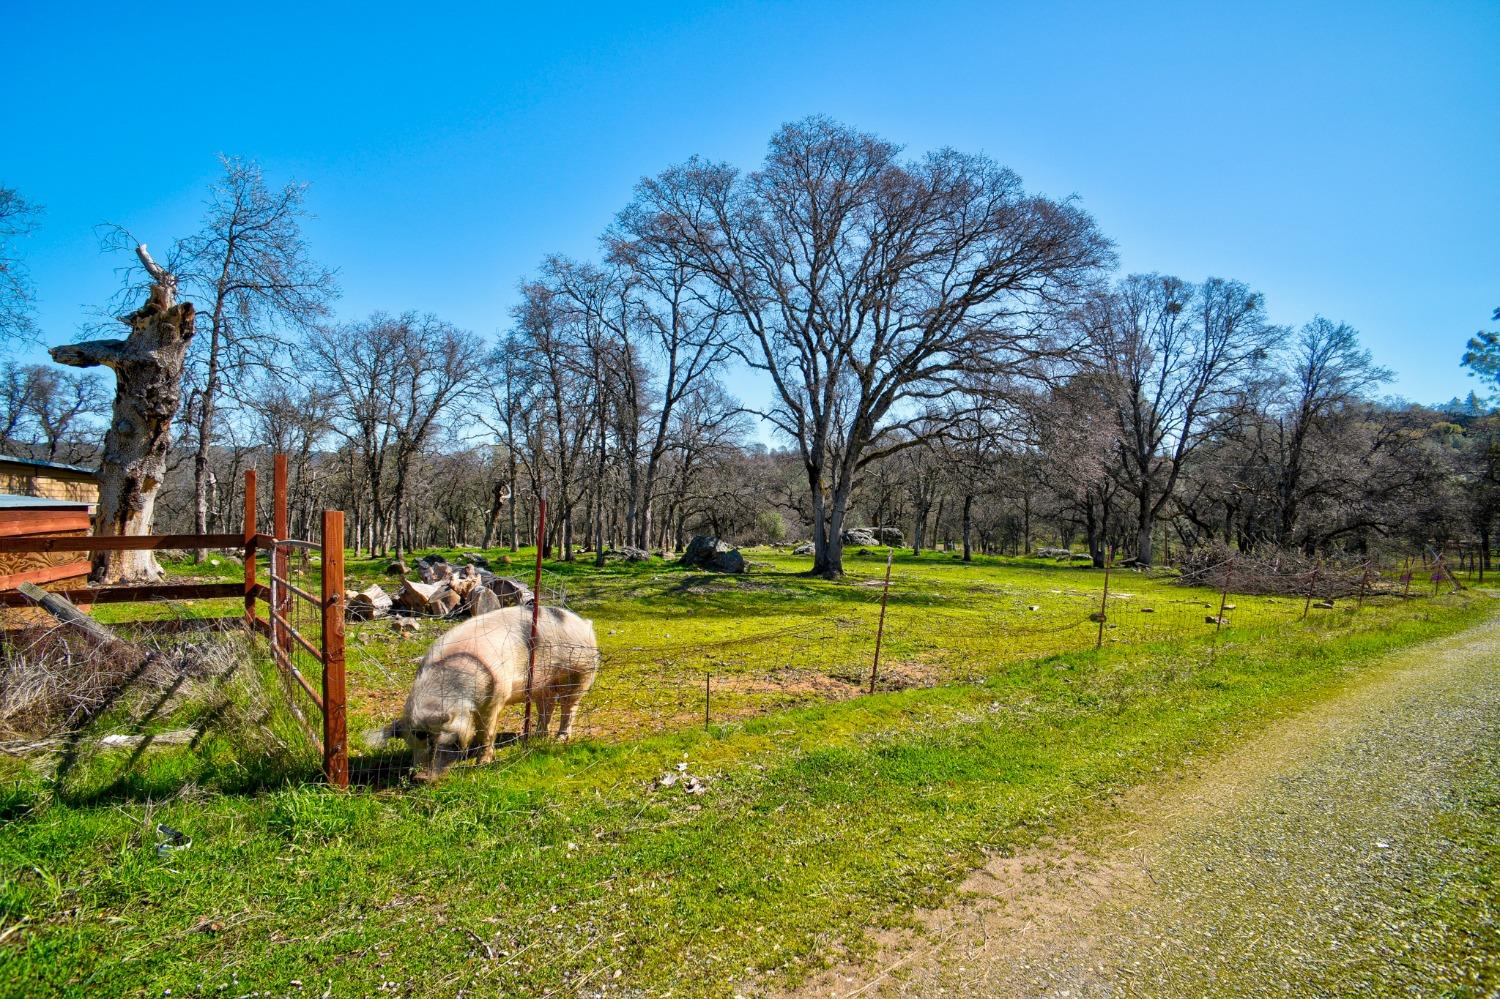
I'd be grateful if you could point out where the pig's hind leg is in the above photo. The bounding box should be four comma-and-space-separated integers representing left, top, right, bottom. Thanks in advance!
533, 694, 555, 738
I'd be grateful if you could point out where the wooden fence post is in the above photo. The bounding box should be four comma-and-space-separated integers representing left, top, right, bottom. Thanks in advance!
1215, 557, 1233, 634
524, 491, 547, 740
869, 548, 894, 694
321, 510, 347, 788
1301, 559, 1320, 620
243, 469, 257, 629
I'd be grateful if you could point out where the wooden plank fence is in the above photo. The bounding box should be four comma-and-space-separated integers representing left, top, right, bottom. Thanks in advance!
0, 453, 348, 786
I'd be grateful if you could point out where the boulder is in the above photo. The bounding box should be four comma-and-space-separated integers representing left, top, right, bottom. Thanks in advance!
680, 535, 747, 574
792, 542, 814, 556
865, 527, 904, 547
840, 528, 879, 547
616, 546, 651, 562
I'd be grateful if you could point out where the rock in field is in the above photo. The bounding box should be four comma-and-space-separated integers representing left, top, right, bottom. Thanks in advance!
680, 535, 747, 574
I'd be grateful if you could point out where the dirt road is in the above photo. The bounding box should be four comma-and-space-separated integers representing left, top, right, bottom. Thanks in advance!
795, 609, 1500, 997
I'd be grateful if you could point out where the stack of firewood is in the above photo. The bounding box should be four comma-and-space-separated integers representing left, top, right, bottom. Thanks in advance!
346, 554, 533, 621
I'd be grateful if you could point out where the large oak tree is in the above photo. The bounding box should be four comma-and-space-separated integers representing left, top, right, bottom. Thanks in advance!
630, 117, 1112, 576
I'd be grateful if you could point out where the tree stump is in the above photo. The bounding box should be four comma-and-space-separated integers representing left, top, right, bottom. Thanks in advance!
50, 245, 195, 584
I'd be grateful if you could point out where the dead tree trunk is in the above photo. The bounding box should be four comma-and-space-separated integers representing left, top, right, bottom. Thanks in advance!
50, 245, 195, 583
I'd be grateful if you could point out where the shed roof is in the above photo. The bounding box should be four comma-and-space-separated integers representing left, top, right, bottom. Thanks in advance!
0, 454, 98, 477
0, 493, 94, 510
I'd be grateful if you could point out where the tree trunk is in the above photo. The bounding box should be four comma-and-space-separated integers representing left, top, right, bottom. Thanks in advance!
1085, 500, 1104, 568
1136, 493, 1154, 566
481, 477, 509, 549
911, 500, 929, 556
961, 492, 974, 563
191, 314, 223, 561
50, 248, 195, 584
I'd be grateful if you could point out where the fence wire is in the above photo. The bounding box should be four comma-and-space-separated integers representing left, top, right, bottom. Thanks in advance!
0, 547, 1470, 797
336, 548, 1469, 788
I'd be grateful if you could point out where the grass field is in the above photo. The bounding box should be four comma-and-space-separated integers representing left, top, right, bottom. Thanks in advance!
95, 545, 1443, 748
0, 548, 1490, 996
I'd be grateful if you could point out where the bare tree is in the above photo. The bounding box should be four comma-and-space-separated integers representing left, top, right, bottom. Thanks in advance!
1028, 373, 1122, 565
0, 186, 42, 343
1094, 275, 1282, 564
633, 117, 1111, 576
310, 315, 401, 557
174, 157, 337, 554
51, 246, 195, 582
386, 315, 486, 560
21, 365, 109, 461
313, 312, 482, 559
1, 362, 42, 446
608, 204, 735, 547
511, 278, 598, 560
1269, 317, 1390, 545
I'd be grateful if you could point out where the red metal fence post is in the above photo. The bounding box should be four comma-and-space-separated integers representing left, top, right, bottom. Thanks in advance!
321, 509, 348, 788
273, 454, 289, 665
524, 491, 547, 740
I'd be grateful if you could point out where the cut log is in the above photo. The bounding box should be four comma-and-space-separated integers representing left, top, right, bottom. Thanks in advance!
429, 585, 462, 619
16, 582, 120, 645
418, 560, 453, 584
98, 728, 199, 749
465, 585, 501, 617
347, 584, 392, 621
395, 579, 441, 611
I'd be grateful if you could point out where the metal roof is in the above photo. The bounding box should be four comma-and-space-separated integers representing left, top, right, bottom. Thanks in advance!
0, 454, 98, 476
0, 493, 93, 509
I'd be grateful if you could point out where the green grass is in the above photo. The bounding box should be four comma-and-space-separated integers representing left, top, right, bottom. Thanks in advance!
107, 544, 1448, 743
0, 545, 1490, 997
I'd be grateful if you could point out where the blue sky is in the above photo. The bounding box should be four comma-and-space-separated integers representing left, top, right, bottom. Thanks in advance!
5, 0, 1498, 418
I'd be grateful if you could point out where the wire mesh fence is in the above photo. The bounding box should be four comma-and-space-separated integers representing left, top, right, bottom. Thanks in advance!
0, 529, 1474, 801
0, 600, 321, 804
336, 545, 1470, 788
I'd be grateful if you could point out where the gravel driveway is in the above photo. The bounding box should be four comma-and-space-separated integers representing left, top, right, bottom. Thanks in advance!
798, 608, 1500, 997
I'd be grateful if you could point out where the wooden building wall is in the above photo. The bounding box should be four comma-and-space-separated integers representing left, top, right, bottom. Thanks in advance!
0, 505, 92, 627
0, 463, 100, 505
